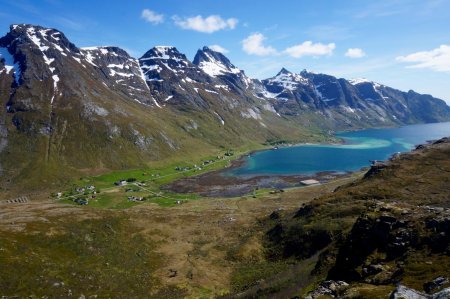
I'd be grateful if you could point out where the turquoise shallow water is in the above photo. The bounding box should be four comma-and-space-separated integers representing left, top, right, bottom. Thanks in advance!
227, 122, 450, 177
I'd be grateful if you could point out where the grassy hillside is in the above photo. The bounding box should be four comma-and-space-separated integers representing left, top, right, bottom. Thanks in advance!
234, 137, 450, 298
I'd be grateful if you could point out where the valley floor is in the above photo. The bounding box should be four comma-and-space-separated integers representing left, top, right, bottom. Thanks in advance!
0, 173, 359, 298
1, 137, 450, 298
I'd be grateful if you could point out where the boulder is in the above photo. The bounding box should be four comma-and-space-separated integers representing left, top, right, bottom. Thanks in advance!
424, 277, 449, 294
305, 280, 349, 299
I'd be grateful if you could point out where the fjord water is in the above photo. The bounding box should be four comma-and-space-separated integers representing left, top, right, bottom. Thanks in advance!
228, 122, 450, 177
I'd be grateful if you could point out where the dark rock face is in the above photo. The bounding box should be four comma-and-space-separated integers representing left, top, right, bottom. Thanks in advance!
424, 216, 450, 253
327, 214, 415, 281
80, 46, 155, 106
327, 212, 449, 283
294, 203, 314, 218
266, 222, 332, 260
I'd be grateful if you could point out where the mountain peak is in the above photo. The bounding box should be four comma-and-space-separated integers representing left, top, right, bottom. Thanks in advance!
300, 69, 321, 76
277, 68, 292, 76
81, 46, 131, 58
193, 46, 240, 77
348, 78, 371, 85
3, 23, 79, 55
10, 23, 46, 32
139, 46, 195, 81
140, 46, 187, 62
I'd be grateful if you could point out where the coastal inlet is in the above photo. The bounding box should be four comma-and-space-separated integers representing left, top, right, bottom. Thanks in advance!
165, 122, 450, 197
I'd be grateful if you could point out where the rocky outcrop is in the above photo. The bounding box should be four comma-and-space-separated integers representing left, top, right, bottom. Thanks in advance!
424, 277, 449, 294
305, 280, 349, 299
390, 285, 450, 299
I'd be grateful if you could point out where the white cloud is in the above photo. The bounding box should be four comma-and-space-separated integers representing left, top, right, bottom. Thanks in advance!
242, 33, 277, 56
173, 15, 238, 33
141, 9, 164, 25
209, 44, 229, 54
285, 41, 335, 58
345, 48, 366, 58
396, 45, 450, 72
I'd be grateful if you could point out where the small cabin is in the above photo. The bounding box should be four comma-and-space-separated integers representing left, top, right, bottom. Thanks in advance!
300, 179, 320, 186
76, 187, 85, 193
74, 198, 88, 205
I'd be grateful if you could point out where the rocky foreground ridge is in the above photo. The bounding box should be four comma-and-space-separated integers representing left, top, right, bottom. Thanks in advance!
229, 137, 450, 298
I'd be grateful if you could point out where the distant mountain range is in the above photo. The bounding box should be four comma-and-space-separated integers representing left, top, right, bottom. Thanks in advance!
1, 24, 449, 189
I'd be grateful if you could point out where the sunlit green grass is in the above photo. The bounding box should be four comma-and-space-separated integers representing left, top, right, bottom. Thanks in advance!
56, 150, 249, 209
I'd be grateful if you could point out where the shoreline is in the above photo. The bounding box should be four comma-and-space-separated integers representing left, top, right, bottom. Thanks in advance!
162, 132, 380, 198
164, 123, 450, 198
163, 149, 365, 197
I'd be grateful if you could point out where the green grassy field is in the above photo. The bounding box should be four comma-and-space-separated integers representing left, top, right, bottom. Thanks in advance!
55, 148, 254, 208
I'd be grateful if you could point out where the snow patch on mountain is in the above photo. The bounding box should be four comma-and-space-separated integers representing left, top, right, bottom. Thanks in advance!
263, 103, 277, 114
348, 78, 371, 85
215, 84, 230, 91
213, 111, 225, 125
27, 27, 49, 52
81, 51, 98, 67
141, 64, 162, 72
197, 50, 241, 77
266, 69, 309, 91
50, 74, 59, 104
81, 46, 112, 56
109, 69, 134, 78
261, 90, 281, 99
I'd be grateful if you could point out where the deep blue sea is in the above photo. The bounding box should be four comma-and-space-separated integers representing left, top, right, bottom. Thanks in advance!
227, 122, 450, 177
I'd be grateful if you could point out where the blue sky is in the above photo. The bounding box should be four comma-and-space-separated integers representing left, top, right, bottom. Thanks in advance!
1, 0, 449, 103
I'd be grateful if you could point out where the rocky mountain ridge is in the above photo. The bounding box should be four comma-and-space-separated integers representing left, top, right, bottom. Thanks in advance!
1, 23, 450, 190
2, 24, 449, 129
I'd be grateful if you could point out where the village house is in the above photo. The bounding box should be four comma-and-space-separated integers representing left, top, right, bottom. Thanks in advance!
74, 198, 88, 205
114, 180, 127, 186
76, 187, 85, 193
127, 196, 145, 202
300, 179, 320, 186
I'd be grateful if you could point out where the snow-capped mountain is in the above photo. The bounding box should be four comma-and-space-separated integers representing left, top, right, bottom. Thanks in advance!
138, 46, 215, 107
0, 24, 449, 185
193, 46, 253, 92
259, 68, 450, 126
80, 46, 157, 106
